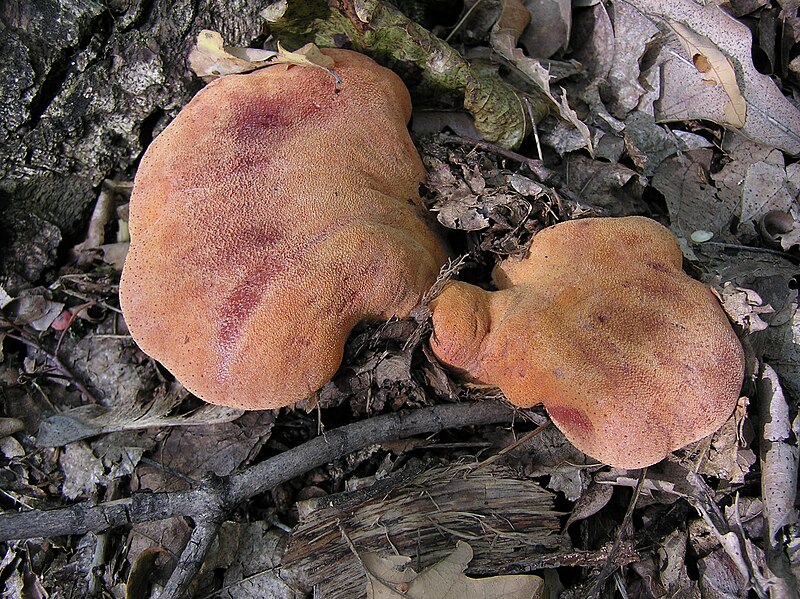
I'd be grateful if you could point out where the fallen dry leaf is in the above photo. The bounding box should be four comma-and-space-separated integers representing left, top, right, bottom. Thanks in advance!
59, 442, 104, 500
658, 528, 698, 595
622, 112, 713, 177
760, 293, 800, 400
697, 396, 756, 486
606, 1, 660, 116
188, 30, 277, 78
758, 366, 800, 551
624, 0, 800, 153
668, 22, 746, 128
519, 0, 571, 59
36, 385, 244, 447
719, 284, 773, 334
565, 154, 641, 214
740, 161, 794, 224
204, 523, 297, 599
363, 541, 543, 599
490, 0, 593, 154
189, 30, 337, 83
651, 148, 735, 239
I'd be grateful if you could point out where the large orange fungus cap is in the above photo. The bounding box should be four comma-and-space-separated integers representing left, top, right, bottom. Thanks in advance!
430, 216, 745, 468
120, 49, 448, 410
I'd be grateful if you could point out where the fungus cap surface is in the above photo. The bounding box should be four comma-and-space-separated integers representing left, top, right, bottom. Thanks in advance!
120, 49, 448, 410
430, 216, 745, 468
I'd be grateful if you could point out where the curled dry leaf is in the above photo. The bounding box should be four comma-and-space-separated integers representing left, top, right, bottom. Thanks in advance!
188, 30, 336, 81
489, 0, 593, 154
651, 149, 733, 239
189, 30, 277, 78
758, 366, 799, 550
363, 541, 544, 599
3, 294, 65, 331
719, 284, 773, 334
606, 1, 660, 116
624, 0, 800, 153
668, 22, 746, 128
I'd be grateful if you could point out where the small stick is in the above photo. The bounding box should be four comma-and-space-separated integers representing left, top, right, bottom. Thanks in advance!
589, 467, 648, 598
437, 133, 560, 185
3, 331, 98, 404
0, 402, 517, 542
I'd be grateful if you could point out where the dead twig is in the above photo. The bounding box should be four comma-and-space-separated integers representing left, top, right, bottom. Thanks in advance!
0, 402, 517, 598
467, 540, 639, 576
437, 133, 560, 185
3, 330, 99, 404
589, 467, 648, 598
160, 475, 227, 599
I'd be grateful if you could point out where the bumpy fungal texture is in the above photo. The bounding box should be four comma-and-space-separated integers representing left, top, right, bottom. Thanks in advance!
430, 216, 745, 468
120, 49, 448, 410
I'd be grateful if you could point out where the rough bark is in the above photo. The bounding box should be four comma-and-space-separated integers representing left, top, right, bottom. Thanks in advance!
0, 0, 263, 292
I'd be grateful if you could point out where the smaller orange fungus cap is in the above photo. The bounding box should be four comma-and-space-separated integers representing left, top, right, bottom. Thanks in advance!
430, 216, 745, 468
120, 49, 448, 410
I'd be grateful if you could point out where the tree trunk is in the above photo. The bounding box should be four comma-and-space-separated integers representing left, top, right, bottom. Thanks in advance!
0, 0, 262, 293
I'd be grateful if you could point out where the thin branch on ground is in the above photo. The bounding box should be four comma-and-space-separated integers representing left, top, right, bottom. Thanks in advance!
161, 512, 225, 599
0, 402, 517, 542
437, 133, 560, 185
589, 467, 648, 599
468, 540, 639, 576
2, 329, 99, 404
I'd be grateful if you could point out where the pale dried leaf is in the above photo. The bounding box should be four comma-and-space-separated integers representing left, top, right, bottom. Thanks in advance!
491, 0, 530, 56
364, 541, 544, 599
607, 1, 660, 115
698, 397, 756, 485
0, 285, 12, 309
669, 22, 746, 127
3, 294, 65, 331
762, 296, 800, 400
712, 135, 788, 236
624, 0, 800, 153
188, 31, 336, 84
697, 547, 748, 597
563, 480, 614, 530
188, 30, 277, 78
566, 154, 640, 214
508, 174, 545, 197
519, 0, 571, 59
659, 528, 697, 595
571, 2, 614, 84
98, 241, 129, 270
0, 436, 25, 459
59, 442, 104, 500
623, 112, 713, 177
683, 472, 755, 587
210, 523, 299, 599
740, 162, 794, 224
719, 284, 773, 334
651, 149, 736, 239
274, 42, 337, 70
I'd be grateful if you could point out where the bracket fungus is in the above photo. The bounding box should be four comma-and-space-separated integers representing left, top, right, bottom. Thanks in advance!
120, 49, 448, 410
430, 217, 745, 469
